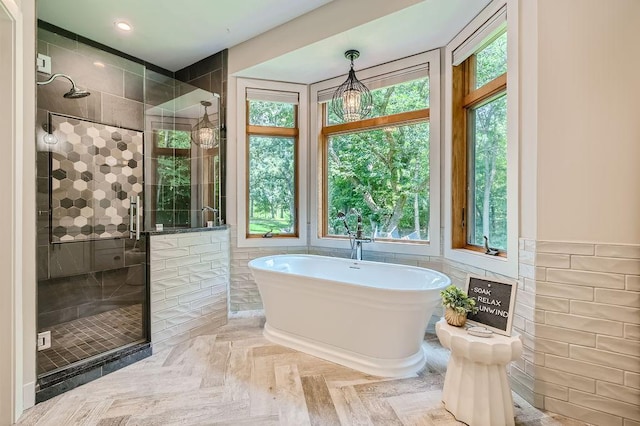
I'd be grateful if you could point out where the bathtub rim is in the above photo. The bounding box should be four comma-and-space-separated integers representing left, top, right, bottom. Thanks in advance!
248, 254, 451, 292
263, 322, 427, 378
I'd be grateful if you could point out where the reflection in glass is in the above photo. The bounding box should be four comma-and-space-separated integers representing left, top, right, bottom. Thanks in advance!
145, 89, 221, 230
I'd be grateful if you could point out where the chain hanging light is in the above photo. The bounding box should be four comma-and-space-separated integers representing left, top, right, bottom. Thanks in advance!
330, 49, 373, 122
192, 100, 219, 149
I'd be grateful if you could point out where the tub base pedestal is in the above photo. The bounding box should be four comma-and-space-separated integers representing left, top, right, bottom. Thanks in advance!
263, 322, 426, 378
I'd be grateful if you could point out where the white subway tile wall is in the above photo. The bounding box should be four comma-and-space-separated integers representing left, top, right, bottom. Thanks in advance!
150, 229, 230, 352
514, 239, 640, 426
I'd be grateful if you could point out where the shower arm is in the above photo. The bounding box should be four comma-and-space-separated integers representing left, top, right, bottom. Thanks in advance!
37, 73, 77, 87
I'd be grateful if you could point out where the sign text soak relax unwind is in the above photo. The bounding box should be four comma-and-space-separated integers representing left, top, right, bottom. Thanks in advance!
465, 275, 517, 336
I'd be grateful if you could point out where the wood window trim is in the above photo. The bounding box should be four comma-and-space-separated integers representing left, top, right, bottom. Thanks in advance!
322, 109, 429, 136
319, 104, 430, 239
451, 57, 508, 257
245, 102, 299, 238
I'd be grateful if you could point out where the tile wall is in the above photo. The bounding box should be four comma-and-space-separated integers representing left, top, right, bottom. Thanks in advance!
149, 229, 230, 352
36, 25, 154, 330
49, 114, 143, 242
510, 240, 640, 426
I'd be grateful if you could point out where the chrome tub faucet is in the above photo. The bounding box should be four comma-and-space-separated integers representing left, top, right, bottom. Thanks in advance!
337, 210, 372, 261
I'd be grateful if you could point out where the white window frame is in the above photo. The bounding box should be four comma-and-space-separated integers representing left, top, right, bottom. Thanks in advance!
235, 78, 308, 247
443, 0, 519, 277
309, 50, 441, 256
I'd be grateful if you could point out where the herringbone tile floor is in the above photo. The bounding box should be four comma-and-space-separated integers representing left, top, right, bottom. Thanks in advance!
18, 315, 585, 426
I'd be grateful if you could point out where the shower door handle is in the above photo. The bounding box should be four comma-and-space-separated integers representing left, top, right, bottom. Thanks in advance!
129, 195, 140, 240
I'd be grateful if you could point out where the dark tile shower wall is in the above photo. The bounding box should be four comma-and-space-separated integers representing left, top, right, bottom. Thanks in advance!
36, 25, 151, 283
36, 25, 151, 338
175, 50, 228, 224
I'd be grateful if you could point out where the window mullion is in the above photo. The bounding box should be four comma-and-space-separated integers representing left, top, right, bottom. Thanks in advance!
463, 72, 507, 108
322, 108, 429, 136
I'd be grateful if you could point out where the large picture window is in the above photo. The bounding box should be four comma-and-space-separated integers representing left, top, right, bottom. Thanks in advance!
322, 77, 431, 243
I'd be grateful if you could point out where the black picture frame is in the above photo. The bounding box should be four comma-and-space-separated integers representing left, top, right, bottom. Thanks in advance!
465, 274, 518, 336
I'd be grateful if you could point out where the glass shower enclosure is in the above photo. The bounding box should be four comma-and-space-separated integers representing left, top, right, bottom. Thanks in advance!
37, 113, 147, 376
35, 24, 223, 397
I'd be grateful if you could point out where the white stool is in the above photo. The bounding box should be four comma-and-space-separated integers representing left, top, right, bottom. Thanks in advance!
435, 318, 523, 426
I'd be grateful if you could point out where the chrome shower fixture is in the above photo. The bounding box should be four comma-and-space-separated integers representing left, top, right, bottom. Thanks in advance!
37, 73, 90, 99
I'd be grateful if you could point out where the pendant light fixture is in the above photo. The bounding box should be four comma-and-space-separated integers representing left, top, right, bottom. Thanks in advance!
192, 100, 219, 149
330, 49, 373, 122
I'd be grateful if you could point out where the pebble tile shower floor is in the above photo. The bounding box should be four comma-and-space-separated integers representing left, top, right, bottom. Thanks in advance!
37, 304, 143, 375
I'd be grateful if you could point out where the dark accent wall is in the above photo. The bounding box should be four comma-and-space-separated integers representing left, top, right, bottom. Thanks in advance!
175, 50, 228, 223
36, 24, 152, 330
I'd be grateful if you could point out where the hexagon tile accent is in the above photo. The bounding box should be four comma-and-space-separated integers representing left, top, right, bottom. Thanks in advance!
50, 114, 143, 242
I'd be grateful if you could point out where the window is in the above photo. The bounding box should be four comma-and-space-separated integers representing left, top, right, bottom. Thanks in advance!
247, 99, 298, 237
152, 128, 192, 227
444, 0, 519, 278
452, 31, 508, 254
236, 79, 308, 247
322, 78, 430, 243
247, 98, 298, 237
309, 51, 441, 255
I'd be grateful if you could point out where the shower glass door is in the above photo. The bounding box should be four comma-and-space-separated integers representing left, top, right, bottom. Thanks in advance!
37, 113, 147, 375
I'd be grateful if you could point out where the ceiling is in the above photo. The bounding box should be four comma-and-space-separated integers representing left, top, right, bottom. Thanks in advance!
237, 0, 491, 84
38, 0, 491, 81
37, 0, 335, 71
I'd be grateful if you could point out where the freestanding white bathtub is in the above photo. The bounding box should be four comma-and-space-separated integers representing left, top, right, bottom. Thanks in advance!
248, 254, 451, 377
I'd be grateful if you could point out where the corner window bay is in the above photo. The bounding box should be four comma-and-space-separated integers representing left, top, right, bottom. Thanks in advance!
322, 77, 431, 243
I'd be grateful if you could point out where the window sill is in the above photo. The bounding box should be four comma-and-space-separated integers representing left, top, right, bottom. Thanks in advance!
236, 234, 307, 248
444, 246, 518, 278
310, 235, 440, 257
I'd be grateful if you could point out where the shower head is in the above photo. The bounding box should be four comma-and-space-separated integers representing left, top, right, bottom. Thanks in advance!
37, 73, 90, 99
63, 86, 90, 99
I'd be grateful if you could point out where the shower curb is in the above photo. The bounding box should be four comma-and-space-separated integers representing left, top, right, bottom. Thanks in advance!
35, 341, 151, 403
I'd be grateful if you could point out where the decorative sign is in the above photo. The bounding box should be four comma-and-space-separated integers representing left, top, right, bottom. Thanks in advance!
465, 275, 517, 336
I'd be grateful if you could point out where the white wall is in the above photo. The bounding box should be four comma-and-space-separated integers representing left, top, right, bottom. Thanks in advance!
536, 0, 640, 245
0, 0, 35, 422
21, 0, 36, 413
518, 0, 537, 240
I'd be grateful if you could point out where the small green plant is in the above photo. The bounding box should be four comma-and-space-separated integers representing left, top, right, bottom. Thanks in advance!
440, 285, 479, 315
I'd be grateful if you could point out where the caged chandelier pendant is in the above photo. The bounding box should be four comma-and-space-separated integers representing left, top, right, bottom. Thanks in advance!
330, 50, 373, 122
192, 100, 219, 149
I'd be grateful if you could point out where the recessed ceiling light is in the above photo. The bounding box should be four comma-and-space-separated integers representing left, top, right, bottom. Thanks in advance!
114, 21, 132, 32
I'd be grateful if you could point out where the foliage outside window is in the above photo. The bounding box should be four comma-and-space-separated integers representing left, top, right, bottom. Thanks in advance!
247, 99, 298, 237
323, 77, 431, 243
452, 31, 508, 253
153, 129, 192, 227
